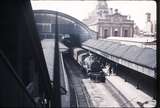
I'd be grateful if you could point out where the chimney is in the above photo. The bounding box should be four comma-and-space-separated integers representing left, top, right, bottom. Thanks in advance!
128, 15, 131, 20
110, 8, 113, 14
145, 12, 151, 22
115, 9, 118, 14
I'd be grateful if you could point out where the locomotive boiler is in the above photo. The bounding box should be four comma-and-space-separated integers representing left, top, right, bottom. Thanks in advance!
73, 48, 106, 82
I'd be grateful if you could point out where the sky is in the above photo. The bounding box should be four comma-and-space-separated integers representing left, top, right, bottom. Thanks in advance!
31, 0, 156, 30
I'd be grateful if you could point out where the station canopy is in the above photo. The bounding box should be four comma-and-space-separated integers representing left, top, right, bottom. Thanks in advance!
82, 39, 156, 70
33, 10, 97, 43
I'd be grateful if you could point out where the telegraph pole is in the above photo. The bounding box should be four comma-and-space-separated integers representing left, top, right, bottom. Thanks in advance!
52, 12, 61, 107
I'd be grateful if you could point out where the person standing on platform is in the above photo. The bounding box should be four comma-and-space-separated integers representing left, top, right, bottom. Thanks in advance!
108, 64, 112, 76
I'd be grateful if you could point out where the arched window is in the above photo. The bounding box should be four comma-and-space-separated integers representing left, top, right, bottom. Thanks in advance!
124, 30, 128, 37
114, 29, 118, 36
104, 29, 108, 38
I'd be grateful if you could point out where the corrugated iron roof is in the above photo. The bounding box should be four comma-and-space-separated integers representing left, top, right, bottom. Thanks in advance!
82, 39, 156, 69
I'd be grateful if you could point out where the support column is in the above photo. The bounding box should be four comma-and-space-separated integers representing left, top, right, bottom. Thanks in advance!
97, 25, 100, 39
53, 12, 61, 107
98, 24, 102, 39
110, 26, 112, 37
99, 26, 103, 38
120, 26, 123, 37
131, 26, 133, 37
101, 27, 103, 38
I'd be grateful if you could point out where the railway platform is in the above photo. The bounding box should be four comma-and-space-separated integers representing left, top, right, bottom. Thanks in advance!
106, 75, 156, 107
82, 75, 156, 107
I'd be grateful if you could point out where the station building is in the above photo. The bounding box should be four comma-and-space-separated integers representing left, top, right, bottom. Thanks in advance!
83, 1, 134, 39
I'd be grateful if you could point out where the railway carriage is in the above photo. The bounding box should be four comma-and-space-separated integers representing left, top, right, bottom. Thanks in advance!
77, 52, 89, 66
73, 48, 87, 61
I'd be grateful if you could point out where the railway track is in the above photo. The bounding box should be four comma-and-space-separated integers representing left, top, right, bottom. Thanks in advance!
63, 54, 93, 107
63, 54, 134, 107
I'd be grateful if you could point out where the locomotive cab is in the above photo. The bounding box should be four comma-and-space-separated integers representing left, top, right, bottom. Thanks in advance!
83, 54, 95, 75
83, 54, 106, 82
89, 61, 106, 82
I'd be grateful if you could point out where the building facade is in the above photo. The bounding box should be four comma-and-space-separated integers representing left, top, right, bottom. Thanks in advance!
83, 1, 134, 39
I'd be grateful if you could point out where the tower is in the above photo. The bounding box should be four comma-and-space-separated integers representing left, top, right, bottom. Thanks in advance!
96, 0, 109, 18
145, 12, 153, 34
146, 12, 151, 22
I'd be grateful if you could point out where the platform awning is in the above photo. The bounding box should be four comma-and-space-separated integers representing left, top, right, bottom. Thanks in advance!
82, 39, 156, 78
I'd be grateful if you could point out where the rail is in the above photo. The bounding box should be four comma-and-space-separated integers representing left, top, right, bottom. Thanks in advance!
63, 55, 92, 107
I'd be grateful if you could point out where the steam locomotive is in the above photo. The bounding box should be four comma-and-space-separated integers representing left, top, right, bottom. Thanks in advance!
73, 48, 106, 82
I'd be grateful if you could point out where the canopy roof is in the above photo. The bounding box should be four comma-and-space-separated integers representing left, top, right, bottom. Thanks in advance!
82, 39, 156, 70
